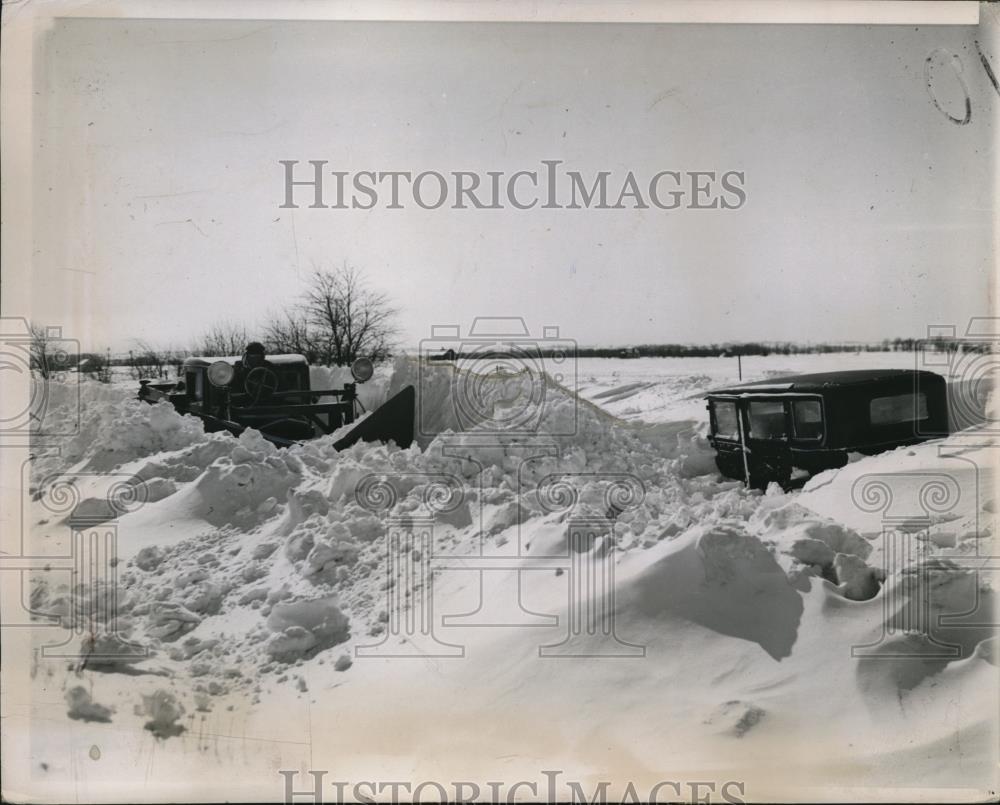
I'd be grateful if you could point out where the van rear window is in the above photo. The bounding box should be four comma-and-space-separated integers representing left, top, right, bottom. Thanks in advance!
870, 392, 928, 425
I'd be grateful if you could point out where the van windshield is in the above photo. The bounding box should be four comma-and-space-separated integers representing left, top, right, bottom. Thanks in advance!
748, 400, 787, 440
712, 400, 739, 440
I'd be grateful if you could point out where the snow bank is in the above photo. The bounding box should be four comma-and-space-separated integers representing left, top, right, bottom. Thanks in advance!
622, 523, 804, 660
22, 355, 998, 795
32, 379, 208, 483
30, 359, 763, 703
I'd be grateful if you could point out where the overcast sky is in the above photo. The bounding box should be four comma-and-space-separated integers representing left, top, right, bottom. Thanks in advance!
30, 17, 997, 351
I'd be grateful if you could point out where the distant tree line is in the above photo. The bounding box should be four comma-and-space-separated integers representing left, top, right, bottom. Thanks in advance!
553, 336, 990, 359
30, 294, 992, 385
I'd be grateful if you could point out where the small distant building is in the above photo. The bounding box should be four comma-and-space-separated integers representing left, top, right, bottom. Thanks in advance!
619, 347, 640, 359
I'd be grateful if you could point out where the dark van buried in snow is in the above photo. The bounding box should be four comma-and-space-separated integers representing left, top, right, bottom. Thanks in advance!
706, 369, 949, 488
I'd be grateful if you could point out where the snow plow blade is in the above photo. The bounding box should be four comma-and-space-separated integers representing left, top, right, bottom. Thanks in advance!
333, 385, 415, 451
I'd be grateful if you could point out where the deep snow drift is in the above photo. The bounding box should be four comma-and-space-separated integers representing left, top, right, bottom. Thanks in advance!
15, 354, 998, 802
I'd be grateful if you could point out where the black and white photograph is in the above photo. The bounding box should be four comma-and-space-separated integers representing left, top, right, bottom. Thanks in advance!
1, 1, 997, 801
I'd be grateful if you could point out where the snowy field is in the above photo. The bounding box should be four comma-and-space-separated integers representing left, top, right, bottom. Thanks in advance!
575, 352, 932, 423
8, 353, 997, 802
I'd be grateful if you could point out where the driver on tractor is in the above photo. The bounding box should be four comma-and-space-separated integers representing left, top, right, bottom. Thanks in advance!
233, 342, 278, 406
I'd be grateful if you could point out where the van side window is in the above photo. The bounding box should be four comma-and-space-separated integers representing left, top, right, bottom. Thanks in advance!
792, 400, 823, 439
712, 400, 739, 440
748, 400, 787, 439
870, 392, 928, 425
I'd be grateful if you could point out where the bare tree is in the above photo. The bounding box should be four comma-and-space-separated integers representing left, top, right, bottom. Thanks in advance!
128, 341, 172, 380
186, 267, 396, 367
29, 323, 61, 378
263, 309, 318, 362
195, 323, 250, 357
301, 265, 398, 366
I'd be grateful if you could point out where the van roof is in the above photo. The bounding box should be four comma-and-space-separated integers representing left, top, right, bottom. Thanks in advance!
707, 368, 943, 396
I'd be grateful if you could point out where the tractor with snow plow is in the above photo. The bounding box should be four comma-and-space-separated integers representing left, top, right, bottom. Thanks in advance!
138, 342, 415, 449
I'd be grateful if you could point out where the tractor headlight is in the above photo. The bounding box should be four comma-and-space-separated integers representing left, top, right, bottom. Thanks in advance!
351, 357, 374, 383
207, 360, 235, 387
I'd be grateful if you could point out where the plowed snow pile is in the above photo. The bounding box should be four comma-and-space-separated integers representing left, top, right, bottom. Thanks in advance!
23, 357, 998, 801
